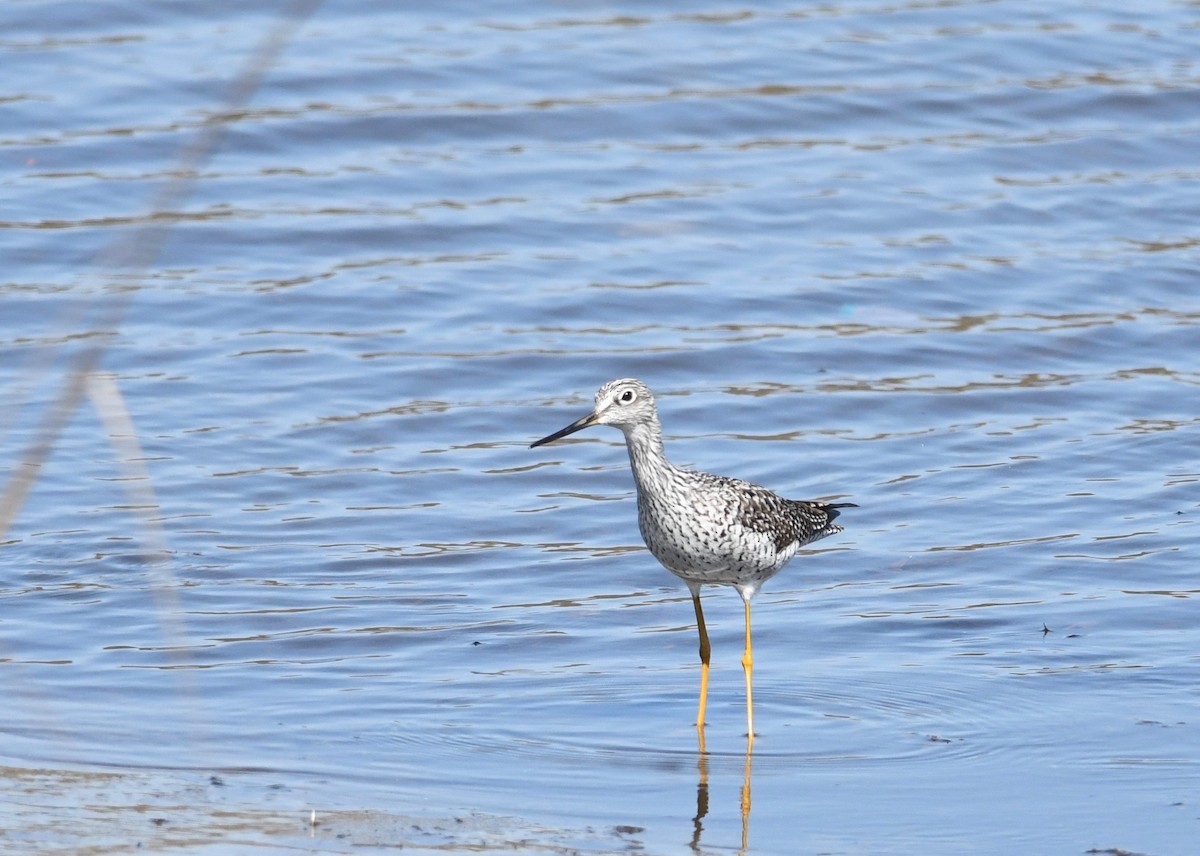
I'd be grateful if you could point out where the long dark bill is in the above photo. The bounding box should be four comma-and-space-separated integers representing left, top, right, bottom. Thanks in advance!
530, 411, 600, 448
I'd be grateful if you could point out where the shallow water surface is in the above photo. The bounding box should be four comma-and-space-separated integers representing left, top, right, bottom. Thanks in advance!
2, 1, 1199, 853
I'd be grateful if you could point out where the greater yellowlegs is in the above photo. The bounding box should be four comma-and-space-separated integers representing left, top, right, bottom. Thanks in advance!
531, 378, 854, 738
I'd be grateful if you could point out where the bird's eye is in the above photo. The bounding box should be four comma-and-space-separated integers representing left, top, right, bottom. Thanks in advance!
618, 389, 636, 404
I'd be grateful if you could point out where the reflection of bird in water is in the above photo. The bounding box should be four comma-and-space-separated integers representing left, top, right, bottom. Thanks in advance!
531, 378, 855, 740
690, 743, 754, 855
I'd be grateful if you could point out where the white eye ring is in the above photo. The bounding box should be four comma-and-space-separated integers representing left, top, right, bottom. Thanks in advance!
618, 389, 636, 404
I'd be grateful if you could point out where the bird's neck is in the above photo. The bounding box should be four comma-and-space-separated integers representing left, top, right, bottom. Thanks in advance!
622, 420, 673, 489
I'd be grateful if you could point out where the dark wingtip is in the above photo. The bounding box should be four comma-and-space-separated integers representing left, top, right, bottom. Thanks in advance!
824, 501, 857, 522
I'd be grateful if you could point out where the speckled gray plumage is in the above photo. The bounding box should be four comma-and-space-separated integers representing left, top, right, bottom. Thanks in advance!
532, 378, 853, 599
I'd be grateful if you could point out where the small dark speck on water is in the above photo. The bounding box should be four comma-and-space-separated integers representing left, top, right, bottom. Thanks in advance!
209, 775, 224, 786
615, 825, 645, 835
1041, 624, 1052, 636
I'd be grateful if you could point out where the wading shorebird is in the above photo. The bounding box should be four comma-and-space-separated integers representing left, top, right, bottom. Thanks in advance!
531, 378, 854, 739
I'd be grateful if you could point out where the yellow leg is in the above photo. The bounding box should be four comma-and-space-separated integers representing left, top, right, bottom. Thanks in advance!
691, 588, 711, 730
742, 597, 755, 741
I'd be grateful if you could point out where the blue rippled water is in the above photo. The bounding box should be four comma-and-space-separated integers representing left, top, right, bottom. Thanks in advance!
2, 1, 1198, 853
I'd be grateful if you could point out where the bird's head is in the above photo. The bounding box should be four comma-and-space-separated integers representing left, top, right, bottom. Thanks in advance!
530, 378, 657, 447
